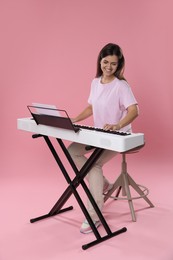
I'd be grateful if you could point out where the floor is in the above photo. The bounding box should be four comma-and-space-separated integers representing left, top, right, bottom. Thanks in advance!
1, 149, 173, 260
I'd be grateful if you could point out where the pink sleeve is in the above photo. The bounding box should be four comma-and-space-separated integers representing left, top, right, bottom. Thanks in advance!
119, 83, 137, 109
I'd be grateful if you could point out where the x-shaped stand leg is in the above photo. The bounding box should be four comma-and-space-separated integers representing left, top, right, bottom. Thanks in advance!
30, 134, 127, 249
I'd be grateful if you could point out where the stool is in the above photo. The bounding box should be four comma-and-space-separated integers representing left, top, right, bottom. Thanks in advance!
104, 145, 154, 222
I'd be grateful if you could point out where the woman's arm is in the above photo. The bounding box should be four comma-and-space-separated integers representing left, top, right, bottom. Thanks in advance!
71, 104, 93, 123
104, 104, 139, 131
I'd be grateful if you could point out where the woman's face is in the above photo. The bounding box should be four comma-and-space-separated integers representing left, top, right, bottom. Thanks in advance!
100, 55, 118, 78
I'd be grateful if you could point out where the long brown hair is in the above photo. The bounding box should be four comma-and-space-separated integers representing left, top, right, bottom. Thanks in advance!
96, 43, 125, 80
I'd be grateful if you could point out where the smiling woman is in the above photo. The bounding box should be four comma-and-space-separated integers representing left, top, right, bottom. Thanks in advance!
96, 43, 125, 81
100, 55, 118, 83
68, 42, 139, 234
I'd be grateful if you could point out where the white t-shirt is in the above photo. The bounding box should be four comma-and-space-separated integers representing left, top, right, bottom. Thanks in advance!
88, 77, 138, 132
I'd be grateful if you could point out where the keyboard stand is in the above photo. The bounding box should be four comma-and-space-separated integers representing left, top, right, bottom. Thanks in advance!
30, 134, 127, 250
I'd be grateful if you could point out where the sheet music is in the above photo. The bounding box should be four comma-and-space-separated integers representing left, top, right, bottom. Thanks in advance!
32, 103, 61, 117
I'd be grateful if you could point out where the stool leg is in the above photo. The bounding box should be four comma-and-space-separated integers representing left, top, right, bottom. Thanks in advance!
122, 170, 136, 221
127, 174, 154, 207
122, 154, 136, 221
115, 186, 122, 199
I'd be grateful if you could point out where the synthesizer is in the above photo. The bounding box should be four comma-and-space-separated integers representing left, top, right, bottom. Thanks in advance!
17, 117, 144, 152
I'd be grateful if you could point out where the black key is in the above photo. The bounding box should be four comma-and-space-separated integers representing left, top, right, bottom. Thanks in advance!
73, 124, 131, 136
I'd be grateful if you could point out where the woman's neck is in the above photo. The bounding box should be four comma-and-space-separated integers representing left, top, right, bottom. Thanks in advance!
100, 75, 116, 84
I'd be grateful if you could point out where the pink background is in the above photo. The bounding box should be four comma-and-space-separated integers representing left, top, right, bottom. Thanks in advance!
1, 1, 173, 259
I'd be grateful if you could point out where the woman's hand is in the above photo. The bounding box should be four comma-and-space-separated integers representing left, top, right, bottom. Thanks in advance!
103, 123, 121, 131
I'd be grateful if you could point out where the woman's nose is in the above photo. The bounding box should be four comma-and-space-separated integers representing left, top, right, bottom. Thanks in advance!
107, 63, 111, 68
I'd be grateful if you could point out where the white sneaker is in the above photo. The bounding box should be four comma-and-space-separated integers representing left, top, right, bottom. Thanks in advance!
80, 219, 101, 234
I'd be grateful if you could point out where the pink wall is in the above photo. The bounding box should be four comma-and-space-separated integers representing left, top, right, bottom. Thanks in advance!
1, 0, 173, 176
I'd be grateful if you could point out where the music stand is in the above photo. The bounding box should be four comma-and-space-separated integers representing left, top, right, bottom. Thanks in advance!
27, 105, 80, 132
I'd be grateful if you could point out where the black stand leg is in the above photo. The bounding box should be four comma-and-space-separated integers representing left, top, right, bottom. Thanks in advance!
30, 134, 127, 249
